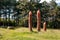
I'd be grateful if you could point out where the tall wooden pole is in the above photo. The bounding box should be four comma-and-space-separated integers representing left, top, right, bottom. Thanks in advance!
28, 11, 32, 31
43, 22, 46, 31
37, 10, 41, 32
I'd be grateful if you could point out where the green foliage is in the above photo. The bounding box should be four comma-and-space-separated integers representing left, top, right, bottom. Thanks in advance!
0, 0, 60, 28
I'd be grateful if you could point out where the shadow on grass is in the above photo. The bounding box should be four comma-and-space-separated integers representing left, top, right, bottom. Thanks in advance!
32, 31, 38, 33
0, 26, 16, 30
20, 31, 38, 35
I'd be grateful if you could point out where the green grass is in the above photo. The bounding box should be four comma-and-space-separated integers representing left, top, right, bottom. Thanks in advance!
0, 27, 60, 40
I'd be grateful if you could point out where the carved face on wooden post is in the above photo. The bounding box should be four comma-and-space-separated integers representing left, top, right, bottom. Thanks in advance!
28, 11, 32, 31
37, 10, 41, 32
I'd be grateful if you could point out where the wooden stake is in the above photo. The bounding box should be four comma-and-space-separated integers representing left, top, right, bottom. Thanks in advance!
28, 11, 32, 31
43, 22, 46, 31
37, 10, 41, 32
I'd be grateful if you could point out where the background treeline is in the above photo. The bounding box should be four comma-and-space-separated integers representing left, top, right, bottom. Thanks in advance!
0, 0, 60, 29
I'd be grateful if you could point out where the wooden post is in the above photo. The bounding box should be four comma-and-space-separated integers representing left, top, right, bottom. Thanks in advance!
28, 11, 32, 31
37, 10, 41, 32
43, 22, 46, 31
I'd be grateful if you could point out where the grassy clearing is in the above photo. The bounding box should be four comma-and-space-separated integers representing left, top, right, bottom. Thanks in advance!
0, 27, 60, 40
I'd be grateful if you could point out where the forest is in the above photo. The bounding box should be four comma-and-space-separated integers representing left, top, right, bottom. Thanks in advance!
0, 0, 60, 29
